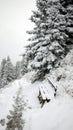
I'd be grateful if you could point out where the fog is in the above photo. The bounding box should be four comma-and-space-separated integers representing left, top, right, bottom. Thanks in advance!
0, 0, 36, 64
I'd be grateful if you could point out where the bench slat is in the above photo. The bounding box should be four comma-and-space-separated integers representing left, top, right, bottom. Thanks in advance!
39, 85, 51, 100
39, 86, 46, 100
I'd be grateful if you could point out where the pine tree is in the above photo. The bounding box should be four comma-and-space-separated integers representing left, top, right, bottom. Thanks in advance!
0, 56, 16, 88
60, 0, 73, 45
0, 58, 7, 88
4, 56, 16, 83
21, 54, 28, 76
15, 61, 21, 79
6, 88, 25, 130
23, 0, 69, 80
0, 59, 6, 78
1, 71, 8, 88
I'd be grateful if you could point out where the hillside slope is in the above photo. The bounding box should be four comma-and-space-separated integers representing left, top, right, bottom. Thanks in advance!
0, 50, 73, 130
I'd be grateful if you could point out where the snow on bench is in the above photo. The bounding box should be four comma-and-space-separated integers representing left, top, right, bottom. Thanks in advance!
38, 79, 57, 107
38, 85, 51, 107
44, 84, 54, 99
39, 86, 46, 100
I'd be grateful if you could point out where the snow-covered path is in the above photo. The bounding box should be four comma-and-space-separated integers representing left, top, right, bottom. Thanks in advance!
0, 74, 73, 130
0, 77, 41, 130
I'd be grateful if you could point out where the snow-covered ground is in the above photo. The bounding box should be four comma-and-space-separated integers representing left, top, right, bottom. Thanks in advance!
0, 50, 73, 130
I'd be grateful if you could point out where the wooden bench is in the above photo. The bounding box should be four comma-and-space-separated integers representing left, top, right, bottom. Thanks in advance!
38, 79, 57, 107
38, 86, 51, 107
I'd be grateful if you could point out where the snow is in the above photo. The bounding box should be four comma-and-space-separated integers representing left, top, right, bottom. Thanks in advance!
38, 79, 55, 100
1, 50, 73, 130
67, 27, 73, 33
31, 96, 73, 130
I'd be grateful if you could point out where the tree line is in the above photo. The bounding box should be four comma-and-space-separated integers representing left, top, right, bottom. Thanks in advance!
0, 0, 73, 87
0, 56, 21, 88
22, 0, 73, 81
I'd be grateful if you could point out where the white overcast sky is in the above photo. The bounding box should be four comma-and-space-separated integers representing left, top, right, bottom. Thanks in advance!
0, 0, 36, 64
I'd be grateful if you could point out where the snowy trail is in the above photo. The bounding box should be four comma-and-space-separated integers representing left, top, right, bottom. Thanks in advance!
0, 72, 73, 130
18, 78, 41, 130
0, 77, 41, 130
